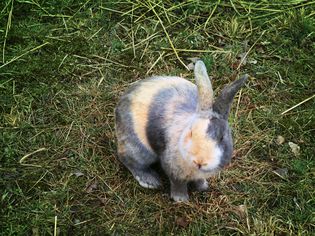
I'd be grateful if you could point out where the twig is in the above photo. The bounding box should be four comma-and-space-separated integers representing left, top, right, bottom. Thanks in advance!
161, 47, 229, 54
234, 87, 243, 122
281, 94, 315, 115
2, 0, 14, 63
67, 0, 92, 20
236, 30, 265, 70
148, 2, 189, 70
204, 0, 221, 30
146, 51, 165, 75
0, 42, 50, 69
73, 219, 94, 226
54, 216, 57, 236
28, 171, 49, 192
19, 147, 47, 164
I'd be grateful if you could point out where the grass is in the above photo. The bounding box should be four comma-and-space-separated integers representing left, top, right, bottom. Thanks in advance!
1, 0, 315, 235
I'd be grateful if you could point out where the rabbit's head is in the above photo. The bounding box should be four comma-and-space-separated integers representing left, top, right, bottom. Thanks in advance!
179, 61, 248, 173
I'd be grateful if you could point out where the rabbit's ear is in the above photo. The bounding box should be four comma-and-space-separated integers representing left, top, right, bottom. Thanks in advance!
194, 60, 213, 112
213, 74, 248, 120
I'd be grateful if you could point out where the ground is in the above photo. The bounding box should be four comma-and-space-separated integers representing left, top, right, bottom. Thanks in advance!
1, 0, 315, 235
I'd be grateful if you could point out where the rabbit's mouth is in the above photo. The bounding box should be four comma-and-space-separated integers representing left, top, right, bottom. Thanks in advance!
195, 167, 220, 179
198, 165, 220, 173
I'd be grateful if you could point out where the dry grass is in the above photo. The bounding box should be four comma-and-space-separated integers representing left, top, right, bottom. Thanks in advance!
1, 0, 315, 235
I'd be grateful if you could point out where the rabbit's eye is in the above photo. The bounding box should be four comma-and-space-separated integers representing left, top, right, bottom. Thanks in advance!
219, 135, 224, 142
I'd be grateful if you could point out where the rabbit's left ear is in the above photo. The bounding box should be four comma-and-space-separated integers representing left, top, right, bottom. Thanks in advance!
194, 60, 214, 112
213, 75, 248, 120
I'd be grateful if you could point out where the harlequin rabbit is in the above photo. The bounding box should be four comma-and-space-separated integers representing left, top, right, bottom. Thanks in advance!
115, 60, 248, 202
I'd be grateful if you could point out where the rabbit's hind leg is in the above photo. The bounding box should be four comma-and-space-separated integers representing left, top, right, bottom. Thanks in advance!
118, 151, 162, 189
132, 168, 162, 189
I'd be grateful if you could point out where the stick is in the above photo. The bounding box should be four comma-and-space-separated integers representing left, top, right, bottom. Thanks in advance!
148, 2, 189, 70
19, 147, 47, 163
236, 30, 265, 71
0, 42, 50, 69
281, 94, 315, 115
54, 216, 57, 236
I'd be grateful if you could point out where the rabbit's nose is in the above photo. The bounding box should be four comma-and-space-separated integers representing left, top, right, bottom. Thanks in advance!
193, 160, 206, 169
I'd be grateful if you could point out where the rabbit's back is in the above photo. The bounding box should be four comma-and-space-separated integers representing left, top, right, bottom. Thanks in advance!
116, 76, 198, 156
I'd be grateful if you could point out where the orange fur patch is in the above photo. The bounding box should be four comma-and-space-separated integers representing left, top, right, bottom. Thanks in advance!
185, 119, 217, 166
130, 77, 192, 151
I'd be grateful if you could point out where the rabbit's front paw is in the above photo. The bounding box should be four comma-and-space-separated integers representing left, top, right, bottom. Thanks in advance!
171, 192, 189, 202
170, 180, 189, 202
192, 179, 209, 192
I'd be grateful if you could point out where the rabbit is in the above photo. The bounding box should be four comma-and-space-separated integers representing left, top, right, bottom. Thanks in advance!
115, 60, 248, 202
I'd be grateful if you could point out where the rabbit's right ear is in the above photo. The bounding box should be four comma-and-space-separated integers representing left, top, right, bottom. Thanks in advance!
194, 60, 213, 112
213, 75, 248, 120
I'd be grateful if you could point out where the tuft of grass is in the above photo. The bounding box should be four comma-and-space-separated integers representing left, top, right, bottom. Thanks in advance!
1, 0, 315, 235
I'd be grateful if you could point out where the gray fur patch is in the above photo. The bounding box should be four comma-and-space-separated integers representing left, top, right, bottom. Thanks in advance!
213, 75, 248, 120
207, 118, 233, 168
146, 90, 169, 155
146, 84, 198, 155
207, 118, 227, 140
115, 89, 157, 167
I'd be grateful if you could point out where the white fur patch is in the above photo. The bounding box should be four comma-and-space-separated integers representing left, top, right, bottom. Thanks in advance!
171, 194, 189, 202
135, 176, 159, 189
203, 146, 222, 171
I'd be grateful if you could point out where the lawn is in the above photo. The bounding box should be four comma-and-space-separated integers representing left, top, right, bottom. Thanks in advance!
1, 0, 315, 235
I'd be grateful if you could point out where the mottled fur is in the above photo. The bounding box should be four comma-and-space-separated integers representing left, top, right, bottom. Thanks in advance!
115, 61, 248, 201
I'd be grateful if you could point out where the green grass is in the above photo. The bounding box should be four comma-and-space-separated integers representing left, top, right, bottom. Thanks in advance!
1, 0, 315, 235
